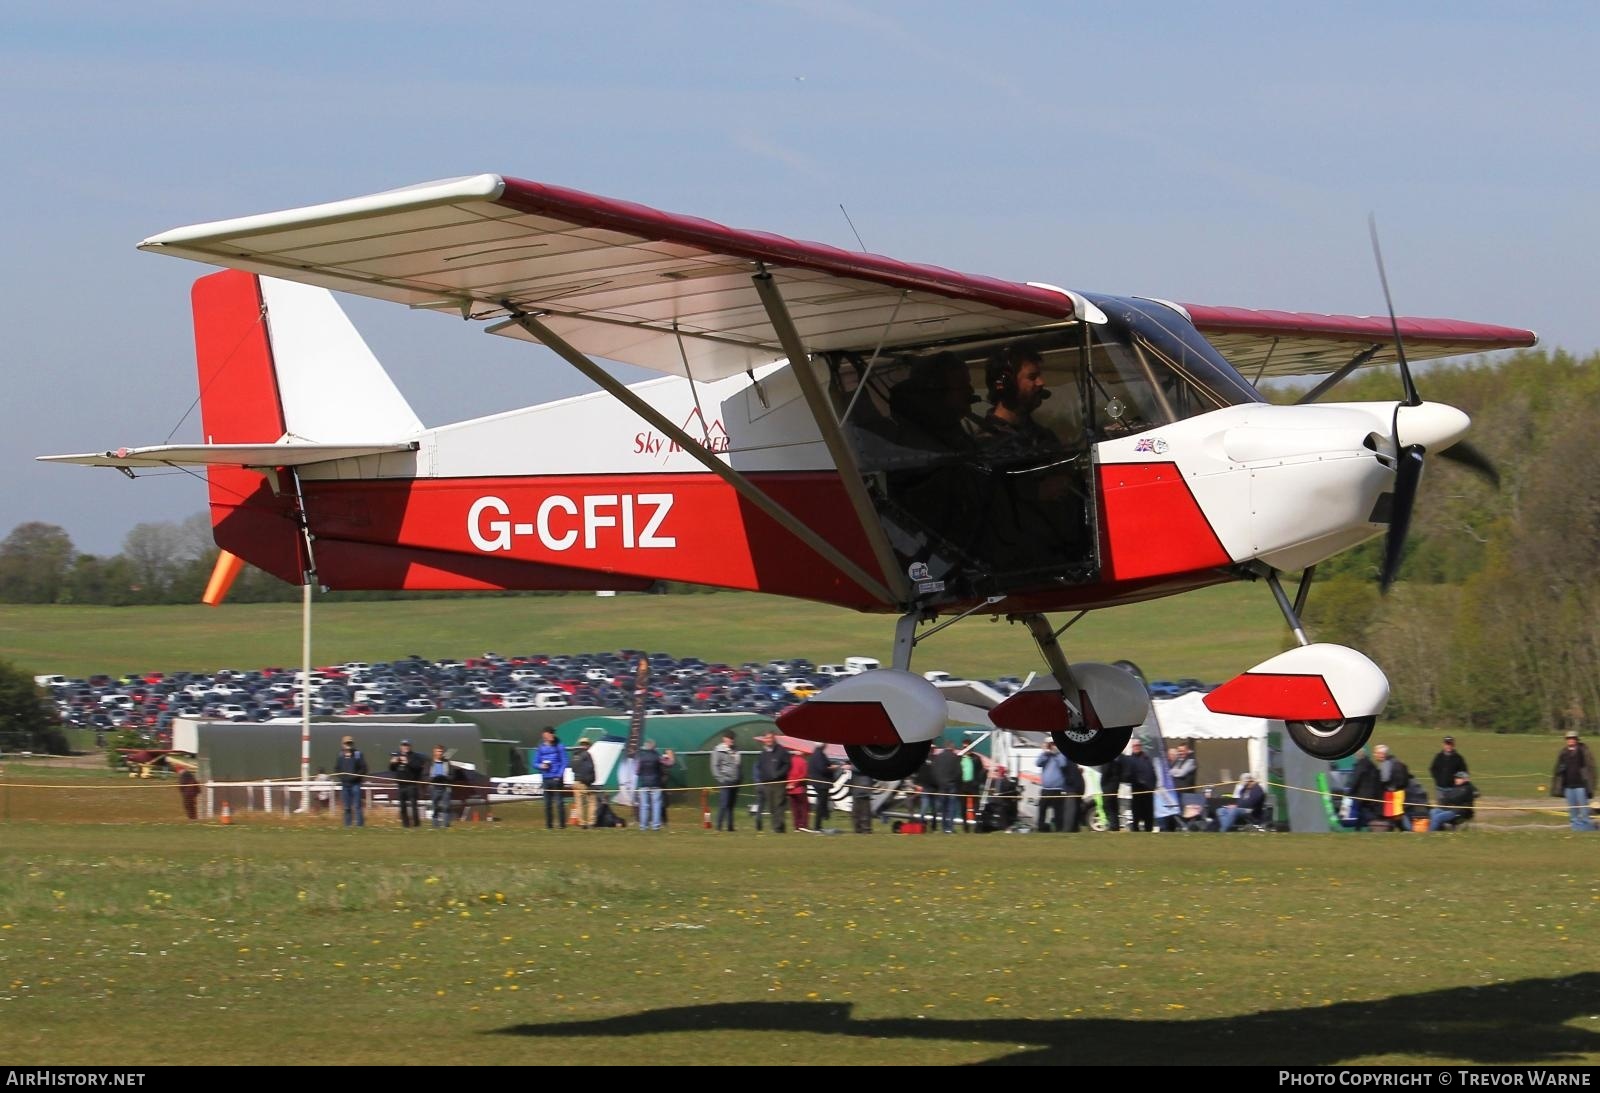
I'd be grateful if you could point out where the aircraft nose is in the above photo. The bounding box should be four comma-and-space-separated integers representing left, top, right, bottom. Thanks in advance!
1394, 402, 1470, 452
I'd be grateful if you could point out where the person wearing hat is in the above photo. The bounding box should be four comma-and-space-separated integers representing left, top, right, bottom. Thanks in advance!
1551, 732, 1596, 832
1429, 770, 1478, 832
1429, 736, 1469, 791
1216, 773, 1266, 832
334, 735, 369, 827
569, 738, 598, 829
389, 739, 424, 828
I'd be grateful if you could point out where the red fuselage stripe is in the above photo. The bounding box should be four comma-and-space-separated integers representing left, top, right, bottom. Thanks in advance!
1097, 462, 1231, 581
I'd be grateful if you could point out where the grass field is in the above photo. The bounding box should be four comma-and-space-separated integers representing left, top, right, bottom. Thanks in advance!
0, 811, 1595, 1066
0, 583, 1291, 683
4, 593, 1595, 1066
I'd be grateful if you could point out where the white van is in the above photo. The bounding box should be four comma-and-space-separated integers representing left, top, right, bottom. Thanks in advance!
844, 657, 880, 673
533, 693, 570, 709
34, 674, 68, 689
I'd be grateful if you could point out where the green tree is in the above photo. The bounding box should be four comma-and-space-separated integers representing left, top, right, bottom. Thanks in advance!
0, 659, 67, 754
0, 522, 75, 603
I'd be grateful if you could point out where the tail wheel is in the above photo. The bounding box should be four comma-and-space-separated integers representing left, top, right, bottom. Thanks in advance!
1285, 716, 1376, 761
845, 740, 932, 782
1051, 724, 1134, 766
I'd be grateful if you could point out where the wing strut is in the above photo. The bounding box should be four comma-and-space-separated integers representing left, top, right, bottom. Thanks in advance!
1294, 344, 1383, 405
497, 311, 899, 607
752, 270, 911, 604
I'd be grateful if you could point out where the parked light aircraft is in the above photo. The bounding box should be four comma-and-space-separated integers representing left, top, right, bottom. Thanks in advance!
42, 175, 1536, 779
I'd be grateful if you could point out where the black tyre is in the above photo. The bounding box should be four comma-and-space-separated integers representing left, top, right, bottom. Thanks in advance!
845, 740, 932, 782
1285, 716, 1376, 761
1051, 724, 1134, 766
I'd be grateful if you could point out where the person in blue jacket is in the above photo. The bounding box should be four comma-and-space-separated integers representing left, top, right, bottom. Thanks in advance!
535, 728, 569, 829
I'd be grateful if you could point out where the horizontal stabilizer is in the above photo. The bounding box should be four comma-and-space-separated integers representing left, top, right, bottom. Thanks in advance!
37, 441, 419, 469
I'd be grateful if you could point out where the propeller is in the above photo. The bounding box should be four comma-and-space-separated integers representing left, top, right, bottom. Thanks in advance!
1368, 217, 1500, 590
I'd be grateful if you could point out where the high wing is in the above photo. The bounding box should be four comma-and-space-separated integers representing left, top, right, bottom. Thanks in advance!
139, 175, 1075, 381
138, 174, 1536, 381
1177, 303, 1537, 379
38, 441, 419, 469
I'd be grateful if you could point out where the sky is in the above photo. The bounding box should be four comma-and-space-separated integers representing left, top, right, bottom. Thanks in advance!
3, 1, 1596, 555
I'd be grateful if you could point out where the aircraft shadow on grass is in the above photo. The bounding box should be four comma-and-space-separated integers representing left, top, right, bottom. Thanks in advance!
492, 973, 1600, 1065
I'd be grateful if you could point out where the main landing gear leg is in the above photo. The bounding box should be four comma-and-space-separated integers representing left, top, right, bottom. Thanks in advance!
1018, 614, 1133, 765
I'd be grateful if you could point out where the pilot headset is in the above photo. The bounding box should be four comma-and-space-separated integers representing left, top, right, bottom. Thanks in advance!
986, 345, 1049, 405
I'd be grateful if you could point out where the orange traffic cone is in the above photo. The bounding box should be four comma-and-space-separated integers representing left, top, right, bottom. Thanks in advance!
218, 800, 233, 825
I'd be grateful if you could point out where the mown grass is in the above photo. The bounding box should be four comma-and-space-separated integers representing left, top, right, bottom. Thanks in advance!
0, 583, 1288, 683
0, 820, 1595, 1066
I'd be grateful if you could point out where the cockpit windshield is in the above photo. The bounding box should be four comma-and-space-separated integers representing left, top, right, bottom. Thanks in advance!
826, 300, 1257, 601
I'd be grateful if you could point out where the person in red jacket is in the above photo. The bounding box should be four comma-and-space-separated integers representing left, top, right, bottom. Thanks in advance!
787, 750, 810, 831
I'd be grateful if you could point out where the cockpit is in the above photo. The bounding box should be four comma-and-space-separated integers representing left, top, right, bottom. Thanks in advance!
826, 294, 1262, 602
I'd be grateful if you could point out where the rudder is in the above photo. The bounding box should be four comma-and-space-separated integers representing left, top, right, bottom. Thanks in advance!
191, 270, 303, 583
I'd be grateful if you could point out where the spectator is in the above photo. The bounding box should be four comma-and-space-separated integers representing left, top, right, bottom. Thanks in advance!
389, 739, 424, 828
177, 767, 200, 821
1215, 773, 1266, 832
1119, 739, 1157, 831
958, 746, 986, 832
931, 742, 962, 833
849, 765, 875, 834
334, 735, 368, 828
1551, 731, 1596, 832
569, 738, 597, 829
1347, 746, 1380, 829
980, 764, 1020, 832
806, 744, 837, 831
710, 730, 741, 832
1429, 735, 1468, 790
787, 749, 811, 831
1169, 742, 1197, 793
426, 744, 453, 828
1036, 739, 1070, 833
634, 739, 667, 831
913, 752, 939, 827
535, 729, 569, 829
1429, 771, 1478, 832
754, 732, 790, 833
1375, 745, 1412, 830
1097, 757, 1124, 831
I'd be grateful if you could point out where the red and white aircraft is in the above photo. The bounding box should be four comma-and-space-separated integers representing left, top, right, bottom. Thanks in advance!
42, 175, 1536, 779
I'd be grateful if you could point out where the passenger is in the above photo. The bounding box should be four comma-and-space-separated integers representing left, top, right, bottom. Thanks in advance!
887, 353, 981, 453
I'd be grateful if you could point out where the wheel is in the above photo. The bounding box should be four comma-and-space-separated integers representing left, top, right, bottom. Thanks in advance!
845, 740, 932, 782
1285, 716, 1376, 761
1051, 724, 1134, 766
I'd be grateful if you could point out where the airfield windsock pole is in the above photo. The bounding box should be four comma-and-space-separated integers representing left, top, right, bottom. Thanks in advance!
300, 581, 312, 808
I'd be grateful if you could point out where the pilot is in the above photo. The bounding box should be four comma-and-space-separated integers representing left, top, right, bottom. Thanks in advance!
981, 343, 1057, 453
977, 344, 1088, 571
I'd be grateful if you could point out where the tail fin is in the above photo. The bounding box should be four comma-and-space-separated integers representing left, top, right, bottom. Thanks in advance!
191, 270, 422, 584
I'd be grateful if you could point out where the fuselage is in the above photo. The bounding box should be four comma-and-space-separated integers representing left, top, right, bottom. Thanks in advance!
222, 292, 1425, 616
